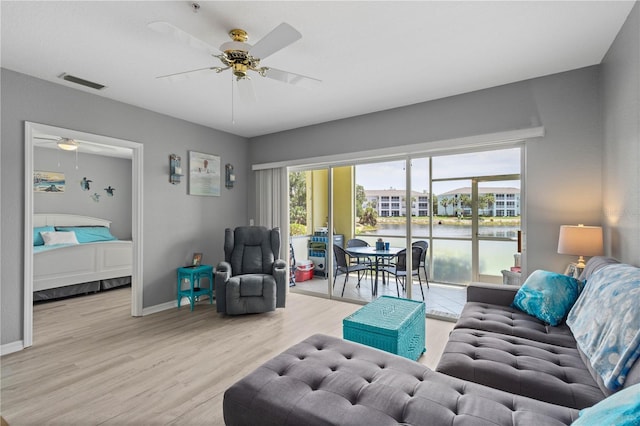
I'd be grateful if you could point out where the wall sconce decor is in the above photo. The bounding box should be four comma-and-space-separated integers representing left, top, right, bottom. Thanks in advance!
169, 154, 183, 185
225, 163, 235, 189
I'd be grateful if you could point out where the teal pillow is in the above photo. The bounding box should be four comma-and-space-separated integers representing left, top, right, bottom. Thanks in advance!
512, 270, 580, 326
33, 226, 54, 246
572, 383, 640, 425
56, 226, 116, 243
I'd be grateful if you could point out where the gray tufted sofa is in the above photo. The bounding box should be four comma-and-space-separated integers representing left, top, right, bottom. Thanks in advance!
435, 256, 640, 410
223, 334, 579, 426
223, 256, 639, 424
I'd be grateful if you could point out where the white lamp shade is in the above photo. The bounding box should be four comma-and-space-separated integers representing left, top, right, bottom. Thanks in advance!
557, 225, 604, 257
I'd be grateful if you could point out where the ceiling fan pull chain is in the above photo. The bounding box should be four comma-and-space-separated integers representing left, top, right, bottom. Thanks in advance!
231, 72, 235, 125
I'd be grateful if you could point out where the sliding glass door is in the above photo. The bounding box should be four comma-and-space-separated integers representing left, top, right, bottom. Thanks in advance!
289, 146, 522, 302
475, 177, 521, 283
431, 148, 521, 285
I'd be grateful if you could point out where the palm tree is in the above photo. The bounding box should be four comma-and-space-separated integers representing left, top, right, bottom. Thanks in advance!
458, 194, 471, 216
480, 193, 495, 216
439, 196, 451, 216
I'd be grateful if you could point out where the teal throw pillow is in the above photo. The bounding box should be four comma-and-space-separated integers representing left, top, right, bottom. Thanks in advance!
512, 270, 580, 326
572, 383, 640, 425
33, 226, 54, 246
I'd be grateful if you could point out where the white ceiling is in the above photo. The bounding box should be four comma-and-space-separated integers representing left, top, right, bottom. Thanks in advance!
1, 1, 635, 138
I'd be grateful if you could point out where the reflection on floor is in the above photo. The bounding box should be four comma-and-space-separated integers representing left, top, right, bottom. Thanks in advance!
291, 273, 466, 322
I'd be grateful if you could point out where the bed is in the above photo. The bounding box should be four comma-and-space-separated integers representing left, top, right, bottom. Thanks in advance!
33, 214, 133, 301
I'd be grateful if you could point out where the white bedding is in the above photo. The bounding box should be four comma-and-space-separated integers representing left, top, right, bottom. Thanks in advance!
33, 214, 133, 292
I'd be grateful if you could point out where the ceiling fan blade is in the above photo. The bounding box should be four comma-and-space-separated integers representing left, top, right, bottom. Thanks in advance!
249, 22, 301, 60
156, 66, 223, 82
236, 78, 257, 103
148, 21, 219, 54
263, 67, 321, 89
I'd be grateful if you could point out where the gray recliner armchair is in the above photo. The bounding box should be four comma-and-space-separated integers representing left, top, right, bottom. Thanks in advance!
215, 226, 287, 315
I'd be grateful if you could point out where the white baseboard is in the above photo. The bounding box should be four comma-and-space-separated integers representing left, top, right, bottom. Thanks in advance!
142, 297, 216, 316
142, 300, 177, 316
1, 340, 24, 356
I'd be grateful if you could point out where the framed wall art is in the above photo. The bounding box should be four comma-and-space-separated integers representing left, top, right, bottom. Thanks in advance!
189, 151, 220, 196
34, 171, 65, 193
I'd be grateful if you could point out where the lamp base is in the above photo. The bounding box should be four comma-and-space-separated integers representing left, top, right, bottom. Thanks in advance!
564, 262, 584, 279
576, 256, 586, 269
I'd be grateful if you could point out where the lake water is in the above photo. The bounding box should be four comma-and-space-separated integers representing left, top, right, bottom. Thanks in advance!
359, 223, 519, 239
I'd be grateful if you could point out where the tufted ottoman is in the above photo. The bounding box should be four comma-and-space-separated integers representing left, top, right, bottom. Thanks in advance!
223, 334, 579, 426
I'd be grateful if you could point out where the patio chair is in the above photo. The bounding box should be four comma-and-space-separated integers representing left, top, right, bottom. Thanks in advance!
412, 240, 430, 289
333, 244, 369, 297
346, 238, 374, 283
380, 246, 425, 300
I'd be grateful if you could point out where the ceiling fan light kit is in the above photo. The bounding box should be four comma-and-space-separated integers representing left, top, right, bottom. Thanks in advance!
56, 138, 79, 151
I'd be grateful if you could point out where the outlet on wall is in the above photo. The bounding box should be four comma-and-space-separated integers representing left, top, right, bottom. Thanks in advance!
249, 219, 254, 226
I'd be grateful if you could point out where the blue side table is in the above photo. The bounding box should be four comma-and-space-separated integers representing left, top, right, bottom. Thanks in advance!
177, 265, 214, 311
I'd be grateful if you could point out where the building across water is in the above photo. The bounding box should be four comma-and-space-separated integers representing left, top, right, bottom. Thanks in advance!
364, 187, 521, 218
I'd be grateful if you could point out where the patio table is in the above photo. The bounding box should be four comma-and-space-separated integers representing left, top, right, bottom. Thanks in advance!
345, 246, 403, 296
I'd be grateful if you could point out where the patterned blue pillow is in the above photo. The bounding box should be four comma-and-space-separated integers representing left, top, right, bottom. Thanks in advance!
572, 383, 640, 425
512, 270, 580, 326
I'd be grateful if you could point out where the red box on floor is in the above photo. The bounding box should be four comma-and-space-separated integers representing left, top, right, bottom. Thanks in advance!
295, 261, 314, 282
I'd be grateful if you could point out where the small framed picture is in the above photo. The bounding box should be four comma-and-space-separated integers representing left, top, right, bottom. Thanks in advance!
192, 253, 203, 266
564, 263, 578, 278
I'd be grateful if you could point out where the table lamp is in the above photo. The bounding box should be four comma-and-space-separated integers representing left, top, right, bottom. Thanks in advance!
557, 224, 603, 269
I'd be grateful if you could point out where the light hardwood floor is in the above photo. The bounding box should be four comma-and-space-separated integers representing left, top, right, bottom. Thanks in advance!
1, 287, 454, 425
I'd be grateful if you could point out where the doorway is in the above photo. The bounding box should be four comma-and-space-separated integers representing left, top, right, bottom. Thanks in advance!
23, 122, 144, 348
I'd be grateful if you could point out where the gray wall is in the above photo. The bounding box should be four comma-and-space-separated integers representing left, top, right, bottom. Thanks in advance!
34, 148, 132, 239
1, 69, 249, 345
249, 67, 605, 276
601, 1, 640, 266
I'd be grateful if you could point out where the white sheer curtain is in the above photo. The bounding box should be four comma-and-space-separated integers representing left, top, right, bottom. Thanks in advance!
255, 167, 289, 258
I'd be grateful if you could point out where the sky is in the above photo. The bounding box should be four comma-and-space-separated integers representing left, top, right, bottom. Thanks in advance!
355, 148, 521, 195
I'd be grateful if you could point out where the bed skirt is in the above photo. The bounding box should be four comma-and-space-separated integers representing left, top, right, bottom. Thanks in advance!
34, 276, 131, 302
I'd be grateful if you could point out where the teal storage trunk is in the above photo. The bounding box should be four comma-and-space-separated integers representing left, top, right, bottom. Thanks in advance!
343, 296, 426, 361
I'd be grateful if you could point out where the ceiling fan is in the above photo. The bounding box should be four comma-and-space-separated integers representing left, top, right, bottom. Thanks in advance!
34, 136, 79, 151
149, 21, 321, 93
34, 135, 122, 155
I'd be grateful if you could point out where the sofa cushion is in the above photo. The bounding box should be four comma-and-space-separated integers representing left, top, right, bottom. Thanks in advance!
455, 302, 577, 348
572, 383, 640, 426
436, 328, 604, 409
237, 274, 272, 297
225, 274, 277, 315
223, 334, 580, 426
511, 270, 580, 326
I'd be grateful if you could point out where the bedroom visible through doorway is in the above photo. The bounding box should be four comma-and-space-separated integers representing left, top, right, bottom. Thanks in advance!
24, 122, 144, 349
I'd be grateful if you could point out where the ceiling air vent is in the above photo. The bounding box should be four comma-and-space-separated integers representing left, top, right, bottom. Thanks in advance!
59, 73, 106, 90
